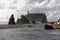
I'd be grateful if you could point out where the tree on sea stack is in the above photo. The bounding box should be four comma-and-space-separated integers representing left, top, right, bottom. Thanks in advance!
8, 14, 15, 25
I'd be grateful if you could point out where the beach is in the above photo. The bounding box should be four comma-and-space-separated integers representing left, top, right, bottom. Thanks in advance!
0, 24, 45, 29
0, 24, 59, 40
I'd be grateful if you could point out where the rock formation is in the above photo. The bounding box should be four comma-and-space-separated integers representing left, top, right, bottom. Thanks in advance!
8, 14, 15, 25
45, 24, 53, 29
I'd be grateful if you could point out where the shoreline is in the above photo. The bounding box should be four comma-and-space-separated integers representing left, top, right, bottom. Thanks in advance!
0, 24, 45, 29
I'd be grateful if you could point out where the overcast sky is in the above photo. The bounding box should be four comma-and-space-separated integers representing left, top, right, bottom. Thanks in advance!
0, 0, 60, 22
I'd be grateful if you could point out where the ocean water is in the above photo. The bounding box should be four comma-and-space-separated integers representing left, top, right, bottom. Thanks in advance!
0, 28, 60, 40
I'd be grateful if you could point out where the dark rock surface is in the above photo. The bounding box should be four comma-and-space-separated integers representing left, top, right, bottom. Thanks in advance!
8, 14, 15, 25
45, 24, 53, 29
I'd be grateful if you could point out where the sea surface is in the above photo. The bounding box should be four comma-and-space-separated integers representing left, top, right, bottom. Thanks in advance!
0, 27, 60, 40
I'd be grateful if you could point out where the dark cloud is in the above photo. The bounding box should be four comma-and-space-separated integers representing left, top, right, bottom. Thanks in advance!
30, 7, 57, 13
28, 0, 45, 4
0, 0, 59, 22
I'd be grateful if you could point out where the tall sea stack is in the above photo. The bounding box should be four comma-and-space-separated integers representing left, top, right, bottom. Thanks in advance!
8, 14, 15, 25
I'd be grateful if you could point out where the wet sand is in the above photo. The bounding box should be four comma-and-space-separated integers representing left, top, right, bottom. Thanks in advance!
0, 24, 45, 29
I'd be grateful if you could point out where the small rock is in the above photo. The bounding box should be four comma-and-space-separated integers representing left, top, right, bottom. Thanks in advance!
45, 24, 53, 29
28, 25, 32, 27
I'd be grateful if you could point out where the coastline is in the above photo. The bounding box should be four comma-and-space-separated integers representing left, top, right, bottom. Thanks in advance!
0, 24, 45, 29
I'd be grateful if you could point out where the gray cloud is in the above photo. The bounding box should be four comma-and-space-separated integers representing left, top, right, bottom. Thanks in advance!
24, 0, 60, 21
0, 3, 5, 9
28, 0, 44, 4
0, 0, 59, 22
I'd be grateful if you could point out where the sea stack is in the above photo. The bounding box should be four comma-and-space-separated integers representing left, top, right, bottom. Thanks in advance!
8, 14, 15, 25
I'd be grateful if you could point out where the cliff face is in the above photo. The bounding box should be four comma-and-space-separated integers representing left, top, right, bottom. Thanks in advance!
8, 14, 15, 25
16, 15, 29, 24
25, 13, 47, 23
16, 13, 47, 24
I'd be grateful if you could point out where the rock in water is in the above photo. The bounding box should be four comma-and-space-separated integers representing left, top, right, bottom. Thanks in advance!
45, 24, 53, 29
28, 25, 32, 27
8, 14, 15, 25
